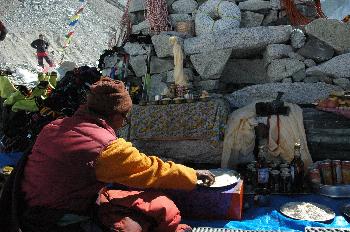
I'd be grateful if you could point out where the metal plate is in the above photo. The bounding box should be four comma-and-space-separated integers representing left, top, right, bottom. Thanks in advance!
197, 169, 240, 188
305, 227, 350, 232
280, 202, 335, 222
341, 203, 350, 221
318, 185, 350, 198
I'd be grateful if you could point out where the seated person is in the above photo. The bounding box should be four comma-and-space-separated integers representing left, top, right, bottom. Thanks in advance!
20, 77, 215, 232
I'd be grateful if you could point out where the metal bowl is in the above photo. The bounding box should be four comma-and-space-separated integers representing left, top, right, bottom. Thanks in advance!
316, 184, 350, 198
199, 97, 210, 102
174, 98, 185, 104
186, 98, 195, 103
161, 99, 172, 105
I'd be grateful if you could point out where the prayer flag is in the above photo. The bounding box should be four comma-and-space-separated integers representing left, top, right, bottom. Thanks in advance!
70, 14, 80, 21
69, 20, 79, 26
75, 6, 85, 15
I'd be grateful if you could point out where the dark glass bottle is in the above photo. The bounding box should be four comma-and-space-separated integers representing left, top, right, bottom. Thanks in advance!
290, 141, 304, 192
256, 145, 269, 190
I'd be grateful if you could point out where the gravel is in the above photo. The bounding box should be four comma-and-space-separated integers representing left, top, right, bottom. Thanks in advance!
0, 0, 122, 70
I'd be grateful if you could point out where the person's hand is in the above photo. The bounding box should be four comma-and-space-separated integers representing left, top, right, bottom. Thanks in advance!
196, 170, 215, 187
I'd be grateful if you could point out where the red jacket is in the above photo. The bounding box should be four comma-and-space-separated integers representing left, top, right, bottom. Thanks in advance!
21, 106, 116, 212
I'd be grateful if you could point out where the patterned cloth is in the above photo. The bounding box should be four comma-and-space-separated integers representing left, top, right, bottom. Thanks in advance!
129, 99, 230, 146
317, 107, 350, 119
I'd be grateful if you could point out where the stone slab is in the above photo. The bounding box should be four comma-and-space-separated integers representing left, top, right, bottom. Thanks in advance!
238, 0, 271, 12
197, 79, 221, 91
130, 55, 147, 77
267, 58, 305, 82
150, 57, 174, 74
221, 59, 269, 84
172, 0, 198, 13
184, 25, 292, 55
169, 14, 192, 27
297, 38, 334, 63
149, 73, 169, 99
124, 42, 149, 56
263, 44, 293, 66
167, 68, 194, 82
305, 18, 350, 53
129, 0, 145, 12
190, 49, 232, 77
152, 33, 184, 58
306, 53, 350, 79
240, 11, 264, 28
225, 82, 342, 108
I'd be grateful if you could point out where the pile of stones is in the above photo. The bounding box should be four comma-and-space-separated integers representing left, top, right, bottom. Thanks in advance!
110, 0, 350, 107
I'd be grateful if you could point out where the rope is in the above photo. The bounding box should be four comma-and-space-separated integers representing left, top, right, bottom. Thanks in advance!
282, 0, 326, 26
314, 0, 326, 18
110, 0, 132, 47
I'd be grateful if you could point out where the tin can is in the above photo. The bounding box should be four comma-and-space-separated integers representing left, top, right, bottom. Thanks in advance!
320, 161, 333, 185
342, 161, 350, 184
309, 168, 321, 185
332, 160, 342, 184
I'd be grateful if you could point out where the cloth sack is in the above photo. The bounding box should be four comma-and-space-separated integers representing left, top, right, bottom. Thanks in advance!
221, 102, 312, 169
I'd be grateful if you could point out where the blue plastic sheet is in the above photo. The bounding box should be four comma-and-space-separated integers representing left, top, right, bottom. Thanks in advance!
0, 152, 23, 169
185, 194, 350, 231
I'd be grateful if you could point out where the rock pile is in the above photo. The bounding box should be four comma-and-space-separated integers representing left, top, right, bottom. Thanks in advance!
112, 0, 350, 103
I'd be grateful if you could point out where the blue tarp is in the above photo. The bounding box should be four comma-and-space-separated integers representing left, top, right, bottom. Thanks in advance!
0, 152, 23, 169
1, 152, 349, 231
186, 194, 350, 231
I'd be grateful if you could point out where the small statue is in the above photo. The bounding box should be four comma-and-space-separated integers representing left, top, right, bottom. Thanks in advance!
169, 36, 189, 87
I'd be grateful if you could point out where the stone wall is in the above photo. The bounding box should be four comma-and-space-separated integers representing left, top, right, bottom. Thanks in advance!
114, 0, 350, 105
109, 0, 350, 162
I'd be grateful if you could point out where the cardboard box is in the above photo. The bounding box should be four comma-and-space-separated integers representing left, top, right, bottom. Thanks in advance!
167, 180, 244, 220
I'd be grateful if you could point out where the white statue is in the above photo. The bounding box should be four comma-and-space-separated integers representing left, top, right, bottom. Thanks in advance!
169, 36, 189, 87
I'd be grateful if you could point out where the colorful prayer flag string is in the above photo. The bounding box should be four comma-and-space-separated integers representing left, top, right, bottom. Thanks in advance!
62, 0, 86, 48
58, 0, 87, 63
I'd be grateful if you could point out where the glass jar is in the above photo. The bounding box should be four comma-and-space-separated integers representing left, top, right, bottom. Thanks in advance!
308, 168, 321, 185
280, 172, 292, 193
251, 168, 257, 189
280, 168, 290, 174
270, 170, 280, 193
342, 161, 350, 184
246, 164, 255, 186
320, 161, 333, 185
332, 160, 342, 185
280, 163, 289, 169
